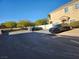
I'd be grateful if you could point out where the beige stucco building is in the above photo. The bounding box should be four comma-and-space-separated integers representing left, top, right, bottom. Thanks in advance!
48, 0, 79, 25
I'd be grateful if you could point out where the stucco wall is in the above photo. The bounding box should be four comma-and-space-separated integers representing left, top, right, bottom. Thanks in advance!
36, 24, 53, 30
49, 0, 79, 24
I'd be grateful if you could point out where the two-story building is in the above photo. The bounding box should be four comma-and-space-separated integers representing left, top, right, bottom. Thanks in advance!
48, 0, 79, 25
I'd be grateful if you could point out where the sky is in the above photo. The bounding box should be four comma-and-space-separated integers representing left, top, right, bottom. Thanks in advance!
0, 0, 71, 23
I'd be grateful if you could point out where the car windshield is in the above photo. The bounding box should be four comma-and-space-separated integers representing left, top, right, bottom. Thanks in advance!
53, 24, 61, 28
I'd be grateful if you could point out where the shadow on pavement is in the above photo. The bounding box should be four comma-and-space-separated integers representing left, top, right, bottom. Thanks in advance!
0, 32, 79, 59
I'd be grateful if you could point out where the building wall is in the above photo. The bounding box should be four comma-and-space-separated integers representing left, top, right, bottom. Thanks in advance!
36, 24, 53, 30
49, 0, 79, 24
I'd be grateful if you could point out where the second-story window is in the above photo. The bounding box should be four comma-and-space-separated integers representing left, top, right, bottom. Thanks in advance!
75, 3, 79, 9
64, 7, 68, 13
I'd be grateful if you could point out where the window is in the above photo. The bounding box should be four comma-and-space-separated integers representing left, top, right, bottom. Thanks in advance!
75, 3, 79, 9
64, 7, 68, 13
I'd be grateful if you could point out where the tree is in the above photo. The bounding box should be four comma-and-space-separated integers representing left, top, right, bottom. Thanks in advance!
29, 22, 35, 26
17, 20, 32, 28
35, 18, 48, 26
2, 21, 17, 28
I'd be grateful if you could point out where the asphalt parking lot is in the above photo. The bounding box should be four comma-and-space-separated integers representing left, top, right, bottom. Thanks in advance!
0, 31, 79, 59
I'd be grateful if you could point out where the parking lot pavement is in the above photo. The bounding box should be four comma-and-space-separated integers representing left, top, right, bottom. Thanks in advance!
0, 32, 79, 59
35, 30, 51, 34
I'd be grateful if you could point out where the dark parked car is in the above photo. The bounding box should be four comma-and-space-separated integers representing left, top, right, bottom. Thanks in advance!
32, 27, 43, 31
49, 24, 71, 34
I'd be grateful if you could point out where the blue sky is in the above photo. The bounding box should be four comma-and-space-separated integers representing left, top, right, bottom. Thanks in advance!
0, 0, 70, 23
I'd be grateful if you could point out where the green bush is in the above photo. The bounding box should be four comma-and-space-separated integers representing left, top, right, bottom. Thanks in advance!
69, 21, 79, 28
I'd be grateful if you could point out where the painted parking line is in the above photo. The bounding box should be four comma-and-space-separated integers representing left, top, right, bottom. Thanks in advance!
52, 36, 58, 39
51, 35, 63, 39
43, 34, 62, 39
70, 40, 79, 44
42, 34, 63, 39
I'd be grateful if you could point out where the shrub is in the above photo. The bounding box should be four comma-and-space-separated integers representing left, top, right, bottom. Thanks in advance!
69, 21, 79, 28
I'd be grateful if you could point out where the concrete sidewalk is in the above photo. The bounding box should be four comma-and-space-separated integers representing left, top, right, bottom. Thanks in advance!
9, 30, 31, 35
56, 28, 79, 37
